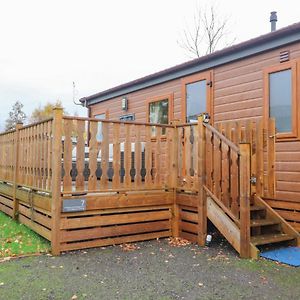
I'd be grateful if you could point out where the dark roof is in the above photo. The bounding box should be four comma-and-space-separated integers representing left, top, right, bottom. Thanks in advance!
81, 21, 300, 105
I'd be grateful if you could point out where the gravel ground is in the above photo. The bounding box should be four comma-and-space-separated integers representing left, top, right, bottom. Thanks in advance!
0, 236, 299, 300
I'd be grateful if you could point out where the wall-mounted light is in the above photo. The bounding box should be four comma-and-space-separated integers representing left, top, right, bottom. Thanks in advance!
121, 97, 128, 111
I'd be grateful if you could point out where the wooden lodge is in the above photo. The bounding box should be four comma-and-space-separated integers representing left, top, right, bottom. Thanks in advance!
1, 22, 300, 258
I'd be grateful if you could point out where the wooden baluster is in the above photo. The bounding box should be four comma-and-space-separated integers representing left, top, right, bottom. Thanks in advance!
46, 121, 52, 191
38, 123, 42, 189
145, 126, 152, 188
63, 120, 73, 192
236, 121, 242, 144
184, 126, 191, 190
124, 124, 131, 188
178, 127, 183, 188
192, 125, 199, 191
112, 123, 121, 189
75, 120, 85, 191
135, 125, 142, 189
19, 129, 24, 186
155, 127, 161, 188
230, 123, 239, 216
206, 129, 213, 190
170, 122, 179, 189
33, 125, 37, 187
41, 123, 47, 190
267, 118, 276, 198
213, 124, 221, 199
88, 121, 98, 191
256, 119, 264, 197
12, 123, 22, 219
101, 122, 109, 189
221, 141, 230, 208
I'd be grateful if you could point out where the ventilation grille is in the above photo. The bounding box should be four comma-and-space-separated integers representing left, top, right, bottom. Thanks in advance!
280, 50, 290, 63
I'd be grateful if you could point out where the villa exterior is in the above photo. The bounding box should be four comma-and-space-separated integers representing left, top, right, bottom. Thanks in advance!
81, 22, 300, 231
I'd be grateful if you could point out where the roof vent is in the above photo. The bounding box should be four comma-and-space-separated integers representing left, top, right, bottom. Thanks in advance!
270, 11, 277, 32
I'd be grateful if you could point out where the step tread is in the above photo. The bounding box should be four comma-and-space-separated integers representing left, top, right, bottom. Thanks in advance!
250, 205, 265, 211
251, 233, 295, 246
250, 219, 279, 227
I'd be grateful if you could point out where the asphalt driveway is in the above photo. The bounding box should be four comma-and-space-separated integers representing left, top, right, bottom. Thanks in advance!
0, 237, 299, 300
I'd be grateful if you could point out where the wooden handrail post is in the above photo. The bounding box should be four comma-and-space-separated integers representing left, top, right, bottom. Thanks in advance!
12, 122, 23, 220
239, 143, 251, 258
267, 118, 276, 198
170, 120, 179, 237
51, 107, 63, 255
197, 116, 207, 246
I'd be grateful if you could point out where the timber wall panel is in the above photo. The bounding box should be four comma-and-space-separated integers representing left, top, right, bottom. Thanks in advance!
0, 182, 52, 240
59, 191, 173, 252
176, 193, 199, 243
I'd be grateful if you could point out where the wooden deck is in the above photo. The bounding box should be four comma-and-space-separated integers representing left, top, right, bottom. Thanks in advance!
0, 109, 299, 258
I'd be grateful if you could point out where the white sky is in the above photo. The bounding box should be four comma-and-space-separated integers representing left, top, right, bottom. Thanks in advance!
0, 0, 299, 130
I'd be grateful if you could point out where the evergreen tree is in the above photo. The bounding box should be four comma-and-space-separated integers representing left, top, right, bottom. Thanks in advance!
5, 101, 27, 131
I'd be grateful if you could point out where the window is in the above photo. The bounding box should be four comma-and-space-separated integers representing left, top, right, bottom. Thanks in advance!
269, 69, 292, 132
94, 112, 107, 142
149, 99, 169, 125
181, 72, 212, 123
147, 94, 173, 135
264, 61, 298, 139
186, 80, 207, 122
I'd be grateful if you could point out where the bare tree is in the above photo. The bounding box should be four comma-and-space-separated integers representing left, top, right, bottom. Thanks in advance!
179, 4, 234, 58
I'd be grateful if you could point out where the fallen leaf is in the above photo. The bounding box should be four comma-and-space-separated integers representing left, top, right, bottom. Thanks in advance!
168, 237, 191, 247
120, 243, 138, 251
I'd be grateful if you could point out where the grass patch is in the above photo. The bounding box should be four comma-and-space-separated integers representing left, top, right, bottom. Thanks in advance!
0, 211, 50, 257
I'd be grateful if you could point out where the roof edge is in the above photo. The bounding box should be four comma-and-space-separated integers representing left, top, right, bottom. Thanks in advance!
81, 22, 300, 106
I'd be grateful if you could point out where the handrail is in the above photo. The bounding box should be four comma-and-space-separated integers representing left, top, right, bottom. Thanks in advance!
203, 123, 240, 154
203, 185, 240, 226
62, 115, 174, 128
0, 128, 16, 136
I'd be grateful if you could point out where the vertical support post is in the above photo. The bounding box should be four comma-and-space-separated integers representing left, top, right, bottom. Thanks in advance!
197, 116, 207, 246
51, 108, 63, 255
267, 118, 276, 198
239, 143, 251, 258
12, 122, 23, 220
256, 119, 264, 197
171, 121, 179, 237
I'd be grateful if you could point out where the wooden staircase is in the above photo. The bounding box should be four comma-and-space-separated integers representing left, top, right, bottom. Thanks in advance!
206, 194, 300, 259
249, 195, 300, 258
198, 119, 300, 259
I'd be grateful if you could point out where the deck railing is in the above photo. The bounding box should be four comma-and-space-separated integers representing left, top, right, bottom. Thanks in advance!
0, 108, 276, 256
61, 116, 175, 194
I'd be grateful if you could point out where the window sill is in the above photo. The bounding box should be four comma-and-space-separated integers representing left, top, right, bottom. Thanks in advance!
275, 133, 299, 142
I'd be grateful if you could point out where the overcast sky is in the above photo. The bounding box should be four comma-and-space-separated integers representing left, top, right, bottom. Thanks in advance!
0, 0, 299, 130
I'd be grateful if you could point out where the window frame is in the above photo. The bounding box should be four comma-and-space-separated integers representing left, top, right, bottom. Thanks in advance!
93, 110, 109, 142
93, 109, 109, 120
181, 71, 213, 123
146, 93, 174, 126
264, 60, 299, 141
